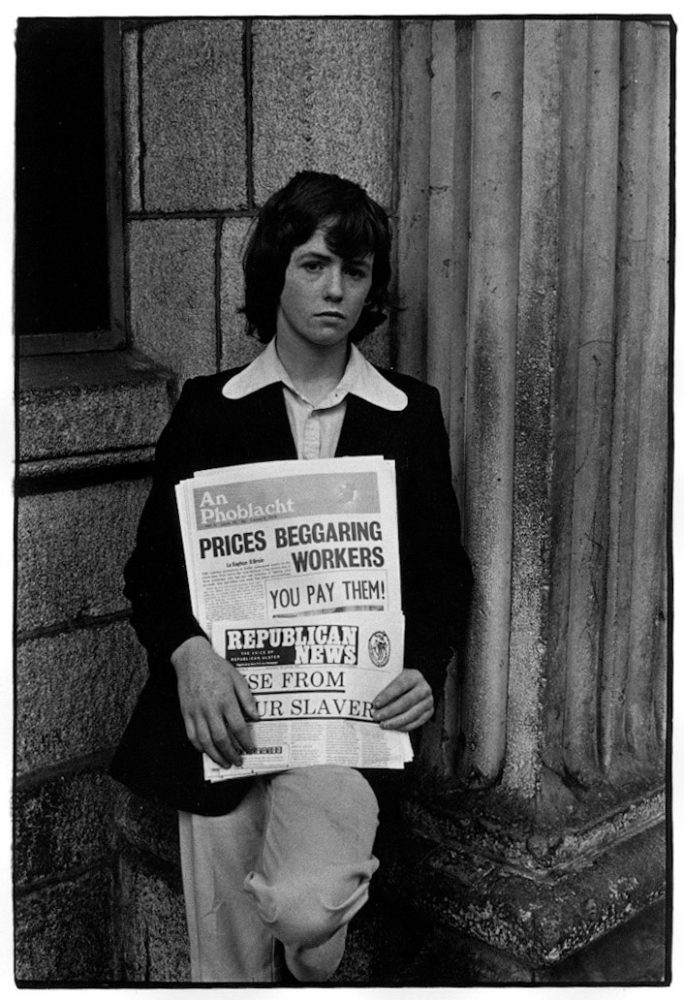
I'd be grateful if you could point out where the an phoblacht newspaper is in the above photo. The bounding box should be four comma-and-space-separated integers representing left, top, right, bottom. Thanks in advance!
174, 456, 412, 781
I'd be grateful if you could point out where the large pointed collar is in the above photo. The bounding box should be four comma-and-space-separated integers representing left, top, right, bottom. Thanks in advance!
221, 340, 407, 412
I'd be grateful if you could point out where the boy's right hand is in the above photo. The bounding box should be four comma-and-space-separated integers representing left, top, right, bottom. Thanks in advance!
171, 635, 260, 769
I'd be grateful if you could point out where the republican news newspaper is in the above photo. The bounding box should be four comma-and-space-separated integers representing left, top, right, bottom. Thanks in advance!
175, 456, 412, 781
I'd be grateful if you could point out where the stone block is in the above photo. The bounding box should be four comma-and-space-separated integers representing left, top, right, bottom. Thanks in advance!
114, 787, 180, 869
219, 216, 262, 370
128, 219, 217, 383
123, 27, 142, 212
18, 352, 172, 463
252, 19, 395, 206
16, 621, 148, 775
15, 867, 116, 982
141, 19, 246, 211
537, 900, 668, 985
119, 851, 190, 982
16, 479, 149, 633
14, 768, 119, 888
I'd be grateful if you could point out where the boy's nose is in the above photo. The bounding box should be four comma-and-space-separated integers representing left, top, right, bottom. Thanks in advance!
324, 268, 344, 300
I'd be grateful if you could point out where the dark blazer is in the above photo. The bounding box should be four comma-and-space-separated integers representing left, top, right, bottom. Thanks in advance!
110, 365, 472, 815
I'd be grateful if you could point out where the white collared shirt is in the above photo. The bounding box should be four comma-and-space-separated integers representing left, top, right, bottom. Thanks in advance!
222, 339, 407, 460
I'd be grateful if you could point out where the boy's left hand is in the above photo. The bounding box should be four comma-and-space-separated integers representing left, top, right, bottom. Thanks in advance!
371, 669, 434, 731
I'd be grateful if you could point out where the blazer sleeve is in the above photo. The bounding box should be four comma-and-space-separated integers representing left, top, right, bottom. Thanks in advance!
399, 385, 473, 693
123, 379, 209, 666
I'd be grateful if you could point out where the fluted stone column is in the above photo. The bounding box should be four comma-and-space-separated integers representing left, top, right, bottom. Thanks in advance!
395, 17, 669, 974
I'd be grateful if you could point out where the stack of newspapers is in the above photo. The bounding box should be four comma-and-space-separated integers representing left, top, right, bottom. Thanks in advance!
175, 456, 413, 781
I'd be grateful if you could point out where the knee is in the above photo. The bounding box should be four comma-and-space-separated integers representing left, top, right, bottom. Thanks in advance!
244, 865, 375, 949
276, 889, 337, 948
244, 875, 338, 947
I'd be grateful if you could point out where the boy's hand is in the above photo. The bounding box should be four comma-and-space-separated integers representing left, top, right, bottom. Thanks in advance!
171, 636, 260, 768
371, 669, 434, 731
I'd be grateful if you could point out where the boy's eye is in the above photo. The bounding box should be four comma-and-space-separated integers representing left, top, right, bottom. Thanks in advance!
302, 260, 324, 273
345, 266, 368, 280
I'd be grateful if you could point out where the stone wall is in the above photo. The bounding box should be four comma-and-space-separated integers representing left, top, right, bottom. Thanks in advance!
15, 353, 172, 981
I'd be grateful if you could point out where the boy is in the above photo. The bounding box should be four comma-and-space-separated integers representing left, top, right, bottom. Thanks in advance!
111, 171, 472, 983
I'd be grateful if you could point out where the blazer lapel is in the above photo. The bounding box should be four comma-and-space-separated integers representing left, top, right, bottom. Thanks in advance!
221, 383, 298, 464
335, 394, 402, 459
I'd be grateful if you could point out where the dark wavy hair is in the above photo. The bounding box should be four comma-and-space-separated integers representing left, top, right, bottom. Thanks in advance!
241, 171, 392, 343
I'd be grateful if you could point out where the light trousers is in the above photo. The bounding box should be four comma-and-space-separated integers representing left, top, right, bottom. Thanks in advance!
178, 765, 380, 983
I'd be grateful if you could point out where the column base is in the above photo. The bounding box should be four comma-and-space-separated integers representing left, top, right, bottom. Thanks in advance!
373, 784, 667, 974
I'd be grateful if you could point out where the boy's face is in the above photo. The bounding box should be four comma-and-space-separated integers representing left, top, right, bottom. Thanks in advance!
276, 229, 373, 352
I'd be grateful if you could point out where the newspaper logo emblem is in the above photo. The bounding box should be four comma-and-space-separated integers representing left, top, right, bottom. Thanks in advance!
336, 481, 359, 506
368, 631, 391, 668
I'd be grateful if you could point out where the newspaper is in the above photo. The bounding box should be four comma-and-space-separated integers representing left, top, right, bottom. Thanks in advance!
206, 613, 407, 780
174, 456, 412, 780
